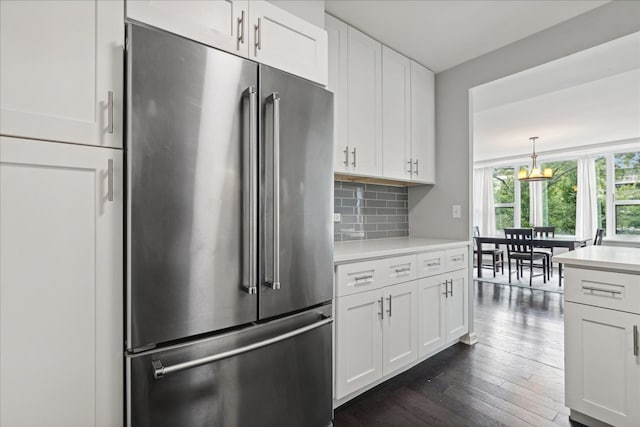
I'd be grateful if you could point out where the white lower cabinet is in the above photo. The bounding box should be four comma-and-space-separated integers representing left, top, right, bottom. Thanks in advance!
335, 280, 418, 399
565, 302, 640, 427
0, 136, 123, 427
334, 244, 469, 403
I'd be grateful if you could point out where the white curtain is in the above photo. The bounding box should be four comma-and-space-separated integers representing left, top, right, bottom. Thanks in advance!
576, 155, 598, 240
473, 167, 496, 235
529, 181, 544, 226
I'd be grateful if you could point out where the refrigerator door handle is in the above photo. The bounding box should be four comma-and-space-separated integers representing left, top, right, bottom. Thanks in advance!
266, 92, 281, 290
242, 87, 258, 294
152, 316, 333, 379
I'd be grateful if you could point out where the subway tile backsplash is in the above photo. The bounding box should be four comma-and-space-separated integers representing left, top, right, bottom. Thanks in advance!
334, 181, 409, 241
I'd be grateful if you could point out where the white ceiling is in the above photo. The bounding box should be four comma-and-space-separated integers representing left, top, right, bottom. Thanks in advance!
473, 32, 640, 162
325, 0, 610, 73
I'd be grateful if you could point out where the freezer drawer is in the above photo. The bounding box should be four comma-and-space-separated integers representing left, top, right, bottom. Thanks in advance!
127, 306, 332, 427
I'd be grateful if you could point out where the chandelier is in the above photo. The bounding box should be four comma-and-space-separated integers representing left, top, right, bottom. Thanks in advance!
517, 137, 552, 182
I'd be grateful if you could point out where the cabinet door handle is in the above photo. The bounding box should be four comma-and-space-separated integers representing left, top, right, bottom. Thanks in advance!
407, 158, 413, 175
442, 281, 448, 297
107, 159, 114, 202
378, 297, 384, 319
344, 146, 349, 167
351, 147, 357, 168
386, 295, 392, 317
237, 10, 245, 50
254, 18, 261, 54
448, 279, 453, 297
107, 91, 114, 134
414, 159, 419, 176
634, 325, 638, 356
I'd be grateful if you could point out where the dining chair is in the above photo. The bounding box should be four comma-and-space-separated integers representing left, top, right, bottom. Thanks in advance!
473, 226, 504, 277
593, 228, 605, 245
533, 226, 555, 279
504, 228, 547, 287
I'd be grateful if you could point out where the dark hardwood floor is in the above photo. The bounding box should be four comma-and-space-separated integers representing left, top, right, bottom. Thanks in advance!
333, 280, 584, 427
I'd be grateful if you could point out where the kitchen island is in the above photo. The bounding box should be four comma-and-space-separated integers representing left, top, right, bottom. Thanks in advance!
553, 246, 640, 427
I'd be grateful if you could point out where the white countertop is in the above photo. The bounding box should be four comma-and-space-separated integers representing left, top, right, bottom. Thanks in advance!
553, 245, 640, 274
334, 236, 470, 264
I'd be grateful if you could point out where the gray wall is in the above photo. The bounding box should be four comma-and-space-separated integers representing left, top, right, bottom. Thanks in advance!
408, 1, 640, 241
268, 0, 325, 28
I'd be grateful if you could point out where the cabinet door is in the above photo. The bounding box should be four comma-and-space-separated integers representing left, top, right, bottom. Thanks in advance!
0, 0, 123, 148
446, 269, 469, 343
565, 303, 640, 427
382, 46, 411, 181
325, 14, 350, 173
347, 26, 382, 177
335, 289, 383, 399
126, 0, 249, 57
248, 0, 327, 86
0, 137, 123, 427
382, 281, 418, 375
418, 276, 447, 357
410, 60, 435, 183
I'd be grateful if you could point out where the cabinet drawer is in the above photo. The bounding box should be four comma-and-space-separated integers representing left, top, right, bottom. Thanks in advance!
336, 259, 386, 297
445, 247, 467, 272
417, 251, 446, 277
564, 267, 640, 315
379, 255, 418, 287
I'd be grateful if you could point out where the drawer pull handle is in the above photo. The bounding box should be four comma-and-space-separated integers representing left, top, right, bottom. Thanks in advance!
582, 285, 622, 296
394, 267, 411, 274
354, 274, 373, 282
451, 256, 464, 262
426, 261, 440, 267
634, 325, 638, 357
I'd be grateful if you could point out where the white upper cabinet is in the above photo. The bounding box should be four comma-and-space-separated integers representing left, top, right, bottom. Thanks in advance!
127, 0, 249, 57
126, 0, 327, 85
0, 137, 123, 427
347, 26, 382, 177
249, 0, 327, 86
325, 14, 349, 173
382, 46, 411, 181
0, 0, 123, 148
410, 60, 436, 184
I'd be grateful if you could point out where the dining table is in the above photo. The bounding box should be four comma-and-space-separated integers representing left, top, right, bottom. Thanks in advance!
474, 234, 591, 285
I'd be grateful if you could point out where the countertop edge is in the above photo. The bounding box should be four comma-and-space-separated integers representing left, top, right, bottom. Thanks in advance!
553, 246, 640, 274
334, 239, 470, 264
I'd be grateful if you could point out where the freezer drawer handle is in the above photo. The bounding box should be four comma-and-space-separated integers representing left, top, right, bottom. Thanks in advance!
151, 316, 333, 379
266, 93, 281, 290
242, 87, 258, 294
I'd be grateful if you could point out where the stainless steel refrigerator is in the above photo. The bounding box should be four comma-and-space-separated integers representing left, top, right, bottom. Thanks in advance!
125, 24, 334, 427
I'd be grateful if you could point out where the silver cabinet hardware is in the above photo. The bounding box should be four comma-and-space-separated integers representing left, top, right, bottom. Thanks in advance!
581, 285, 622, 296
414, 159, 419, 176
407, 158, 413, 175
448, 279, 453, 297
426, 261, 440, 267
107, 159, 114, 202
266, 93, 280, 290
351, 147, 357, 168
237, 10, 245, 50
451, 256, 464, 262
386, 295, 392, 317
152, 316, 333, 379
254, 17, 261, 54
107, 91, 114, 134
394, 267, 411, 274
354, 274, 373, 282
442, 281, 448, 297
343, 146, 349, 167
634, 325, 638, 356
378, 297, 384, 319
242, 87, 257, 294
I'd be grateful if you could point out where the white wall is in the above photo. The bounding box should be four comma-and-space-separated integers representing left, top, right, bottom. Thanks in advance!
409, 1, 640, 241
267, 0, 325, 28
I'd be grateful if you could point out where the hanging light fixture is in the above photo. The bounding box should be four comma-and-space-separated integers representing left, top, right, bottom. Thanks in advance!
518, 136, 553, 182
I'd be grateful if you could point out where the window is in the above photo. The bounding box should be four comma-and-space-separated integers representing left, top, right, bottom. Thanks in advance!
595, 156, 607, 231
613, 152, 640, 235
541, 160, 577, 234
493, 167, 515, 230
